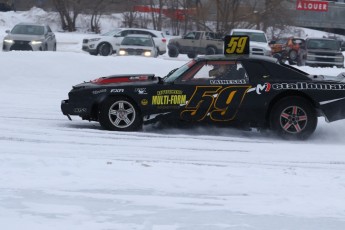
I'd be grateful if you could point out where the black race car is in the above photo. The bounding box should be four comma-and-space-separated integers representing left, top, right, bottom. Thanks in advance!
61, 55, 345, 139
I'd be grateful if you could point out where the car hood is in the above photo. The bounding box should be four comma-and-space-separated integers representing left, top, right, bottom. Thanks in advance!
73, 74, 159, 89
4, 34, 44, 41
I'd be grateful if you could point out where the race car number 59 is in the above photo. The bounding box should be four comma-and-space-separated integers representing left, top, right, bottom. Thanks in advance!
224, 35, 250, 55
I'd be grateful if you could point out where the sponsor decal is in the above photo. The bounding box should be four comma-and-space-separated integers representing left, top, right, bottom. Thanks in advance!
210, 79, 247, 85
157, 90, 183, 95
74, 108, 87, 113
135, 88, 147, 95
92, 89, 107, 94
247, 83, 271, 94
272, 82, 345, 91
141, 99, 148, 106
296, 0, 328, 12
111, 88, 124, 93
152, 94, 187, 105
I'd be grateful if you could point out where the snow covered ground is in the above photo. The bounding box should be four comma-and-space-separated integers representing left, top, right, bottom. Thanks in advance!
1, 8, 345, 230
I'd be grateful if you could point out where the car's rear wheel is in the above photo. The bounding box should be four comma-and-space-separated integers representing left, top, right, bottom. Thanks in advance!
187, 52, 197, 58
168, 45, 179, 57
98, 43, 113, 56
270, 96, 317, 139
99, 97, 142, 131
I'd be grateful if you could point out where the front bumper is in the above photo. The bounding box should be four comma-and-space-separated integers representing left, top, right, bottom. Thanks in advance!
61, 99, 91, 120
2, 40, 44, 51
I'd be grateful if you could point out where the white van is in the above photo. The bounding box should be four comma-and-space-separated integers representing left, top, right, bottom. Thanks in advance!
230, 29, 271, 56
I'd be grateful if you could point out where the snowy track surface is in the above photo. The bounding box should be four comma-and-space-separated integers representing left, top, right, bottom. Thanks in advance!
1, 47, 345, 229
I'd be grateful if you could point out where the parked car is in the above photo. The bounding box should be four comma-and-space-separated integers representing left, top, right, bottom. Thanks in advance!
167, 31, 224, 58
230, 29, 271, 56
298, 37, 344, 68
2, 23, 56, 51
61, 54, 345, 139
117, 34, 158, 57
270, 37, 305, 64
82, 28, 166, 56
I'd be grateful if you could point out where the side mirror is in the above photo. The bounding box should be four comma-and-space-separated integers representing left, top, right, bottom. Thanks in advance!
269, 40, 276, 45
5, 30, 10, 33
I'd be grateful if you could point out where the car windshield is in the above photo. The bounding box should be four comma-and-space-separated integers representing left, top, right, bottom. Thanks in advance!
102, 29, 122, 36
307, 39, 340, 50
164, 60, 196, 83
121, 37, 153, 46
11, 25, 44, 35
232, 31, 267, 43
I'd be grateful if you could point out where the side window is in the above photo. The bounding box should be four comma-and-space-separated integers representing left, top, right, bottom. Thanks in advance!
194, 32, 201, 40
47, 26, 52, 33
243, 61, 270, 82
178, 61, 249, 84
120, 30, 129, 37
184, 32, 195, 39
148, 32, 157, 37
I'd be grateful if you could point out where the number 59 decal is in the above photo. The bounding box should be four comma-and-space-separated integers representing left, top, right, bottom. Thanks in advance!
224, 35, 250, 55
181, 86, 251, 122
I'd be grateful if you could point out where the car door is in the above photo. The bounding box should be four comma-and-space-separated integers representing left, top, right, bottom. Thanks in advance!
181, 32, 201, 54
160, 60, 253, 123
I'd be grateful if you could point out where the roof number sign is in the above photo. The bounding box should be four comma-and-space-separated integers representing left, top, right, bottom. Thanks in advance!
224, 35, 250, 55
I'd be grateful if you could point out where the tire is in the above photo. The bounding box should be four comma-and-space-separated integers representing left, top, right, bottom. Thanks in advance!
99, 97, 142, 131
98, 43, 113, 56
289, 50, 298, 61
168, 45, 179, 57
270, 96, 317, 140
187, 52, 197, 58
206, 46, 216, 55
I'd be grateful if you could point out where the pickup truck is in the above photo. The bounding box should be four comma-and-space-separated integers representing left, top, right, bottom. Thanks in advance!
229, 29, 271, 56
167, 31, 223, 58
297, 38, 344, 68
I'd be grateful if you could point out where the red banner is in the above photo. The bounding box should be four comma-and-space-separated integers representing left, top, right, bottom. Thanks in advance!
296, 0, 328, 12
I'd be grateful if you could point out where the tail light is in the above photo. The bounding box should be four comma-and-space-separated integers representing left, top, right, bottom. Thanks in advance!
162, 38, 167, 43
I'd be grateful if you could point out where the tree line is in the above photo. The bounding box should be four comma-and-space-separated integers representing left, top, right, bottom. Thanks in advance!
14, 0, 295, 36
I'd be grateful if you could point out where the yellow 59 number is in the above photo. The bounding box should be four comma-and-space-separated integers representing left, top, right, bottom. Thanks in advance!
224, 35, 250, 55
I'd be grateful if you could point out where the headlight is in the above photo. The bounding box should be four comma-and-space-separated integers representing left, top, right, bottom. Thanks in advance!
31, 41, 43, 45
144, 51, 152, 56
118, 50, 127, 55
89, 38, 101, 42
4, 39, 14, 44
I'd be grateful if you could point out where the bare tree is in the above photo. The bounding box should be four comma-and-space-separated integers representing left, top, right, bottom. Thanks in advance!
52, 0, 82, 31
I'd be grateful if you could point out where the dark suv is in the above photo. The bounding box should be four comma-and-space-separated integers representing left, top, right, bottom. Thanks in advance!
298, 38, 344, 68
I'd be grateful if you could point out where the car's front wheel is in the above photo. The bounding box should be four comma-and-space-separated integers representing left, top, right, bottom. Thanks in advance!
99, 97, 142, 131
270, 96, 317, 139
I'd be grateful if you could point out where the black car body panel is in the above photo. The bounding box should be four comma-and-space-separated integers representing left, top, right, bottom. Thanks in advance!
61, 55, 345, 137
